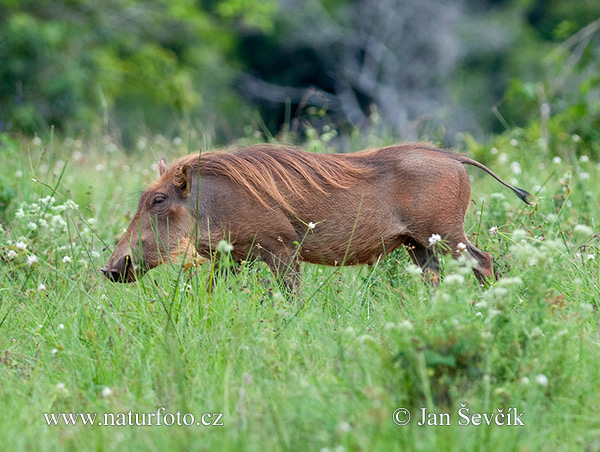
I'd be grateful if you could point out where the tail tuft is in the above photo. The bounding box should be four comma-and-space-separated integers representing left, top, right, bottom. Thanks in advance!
513, 187, 535, 205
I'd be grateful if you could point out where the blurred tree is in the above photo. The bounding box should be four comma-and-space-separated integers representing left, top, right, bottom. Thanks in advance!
0, 0, 598, 145
236, 0, 600, 142
0, 0, 277, 144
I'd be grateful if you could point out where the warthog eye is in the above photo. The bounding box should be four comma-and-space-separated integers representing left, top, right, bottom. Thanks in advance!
152, 194, 166, 205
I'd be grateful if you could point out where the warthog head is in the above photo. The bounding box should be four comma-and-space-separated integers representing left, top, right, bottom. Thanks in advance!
101, 159, 196, 282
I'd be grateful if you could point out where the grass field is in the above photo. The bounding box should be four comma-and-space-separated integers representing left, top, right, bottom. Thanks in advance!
1, 130, 599, 451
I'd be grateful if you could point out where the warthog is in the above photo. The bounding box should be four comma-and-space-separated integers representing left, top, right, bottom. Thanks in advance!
101, 143, 531, 291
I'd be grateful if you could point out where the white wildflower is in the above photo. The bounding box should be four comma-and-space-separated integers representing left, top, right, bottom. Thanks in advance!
51, 348, 58, 355
580, 172, 590, 180
56, 382, 66, 390
64, 199, 79, 210
216, 240, 234, 253
510, 161, 522, 175
27, 255, 38, 266
510, 138, 518, 146
444, 274, 465, 285
498, 153, 508, 164
428, 234, 442, 246
520, 377, 530, 385
489, 226, 499, 236
574, 224, 593, 238
490, 147, 498, 155
62, 255, 72, 263
512, 229, 527, 242
308, 222, 316, 230
457, 242, 467, 252
587, 253, 595, 261
7, 250, 17, 259
552, 156, 562, 164
398, 320, 414, 330
58, 324, 65, 330
15, 241, 27, 250
32, 136, 42, 146
337, 421, 352, 433
15, 208, 25, 218
406, 264, 423, 276
580, 155, 589, 162
535, 374, 549, 387
37, 283, 46, 291
27, 222, 38, 231
497, 277, 523, 288
572, 134, 581, 143
101, 386, 113, 398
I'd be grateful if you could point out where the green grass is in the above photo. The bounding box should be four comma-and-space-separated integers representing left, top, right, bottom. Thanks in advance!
1, 131, 599, 451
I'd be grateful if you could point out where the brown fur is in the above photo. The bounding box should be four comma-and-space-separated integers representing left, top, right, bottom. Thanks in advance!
102, 143, 532, 291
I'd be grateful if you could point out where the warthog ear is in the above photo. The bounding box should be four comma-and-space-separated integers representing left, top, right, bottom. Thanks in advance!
173, 163, 193, 198
158, 158, 168, 176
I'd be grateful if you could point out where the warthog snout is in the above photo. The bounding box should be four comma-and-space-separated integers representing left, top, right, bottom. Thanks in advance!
100, 255, 142, 283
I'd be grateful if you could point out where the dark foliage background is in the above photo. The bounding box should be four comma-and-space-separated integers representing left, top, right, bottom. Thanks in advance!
1, 0, 599, 146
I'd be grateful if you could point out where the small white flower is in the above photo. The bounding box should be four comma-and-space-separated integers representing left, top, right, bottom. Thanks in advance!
15, 241, 27, 250
37, 283, 46, 291
489, 226, 499, 236
7, 250, 17, 259
572, 134, 581, 143
510, 138, 518, 146
101, 386, 113, 398
337, 421, 352, 433
490, 147, 498, 155
444, 274, 465, 285
580, 155, 589, 162
27, 222, 38, 231
398, 320, 414, 330
510, 161, 522, 175
406, 264, 423, 276
62, 256, 72, 263
552, 156, 562, 164
520, 377, 530, 385
15, 170, 23, 178
307, 222, 316, 230
32, 136, 42, 146
56, 382, 66, 390
428, 234, 442, 246
580, 172, 590, 180
457, 242, 467, 252
15, 208, 25, 218
574, 252, 582, 260
574, 224, 593, 237
58, 324, 65, 330
587, 253, 595, 261
51, 348, 59, 355
216, 240, 234, 253
535, 374, 549, 387
27, 255, 38, 266
498, 153, 508, 164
